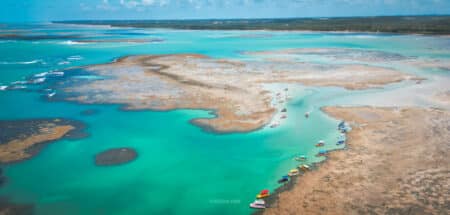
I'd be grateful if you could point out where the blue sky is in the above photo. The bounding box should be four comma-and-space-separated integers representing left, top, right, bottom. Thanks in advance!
1, 0, 450, 22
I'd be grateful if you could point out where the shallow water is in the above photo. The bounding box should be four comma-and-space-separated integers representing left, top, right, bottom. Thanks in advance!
0, 24, 449, 215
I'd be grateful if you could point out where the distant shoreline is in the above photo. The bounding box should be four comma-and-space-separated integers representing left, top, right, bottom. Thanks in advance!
53, 16, 450, 35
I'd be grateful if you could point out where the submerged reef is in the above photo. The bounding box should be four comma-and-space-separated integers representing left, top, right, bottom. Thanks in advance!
0, 118, 86, 163
95, 148, 137, 166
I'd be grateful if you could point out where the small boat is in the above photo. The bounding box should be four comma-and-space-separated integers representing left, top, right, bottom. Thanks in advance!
336, 140, 345, 145
270, 121, 280, 128
294, 155, 307, 161
300, 164, 310, 171
288, 169, 299, 176
284, 88, 288, 91
249, 199, 266, 209
281, 108, 287, 113
278, 175, 289, 183
0, 85, 7, 91
256, 189, 270, 199
316, 150, 328, 157
305, 112, 310, 118
315, 140, 325, 147
280, 115, 287, 119
48, 92, 56, 98
338, 121, 349, 132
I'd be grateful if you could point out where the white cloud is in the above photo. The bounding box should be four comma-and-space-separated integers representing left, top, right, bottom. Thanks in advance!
120, 0, 170, 9
97, 0, 118, 11
80, 3, 92, 11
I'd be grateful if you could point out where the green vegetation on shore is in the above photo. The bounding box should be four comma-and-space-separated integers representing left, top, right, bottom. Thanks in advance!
55, 16, 450, 34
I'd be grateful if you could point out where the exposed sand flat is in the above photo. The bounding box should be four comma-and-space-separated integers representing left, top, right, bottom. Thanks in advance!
249, 47, 450, 71
61, 54, 417, 133
0, 119, 82, 163
264, 107, 450, 215
249, 48, 413, 62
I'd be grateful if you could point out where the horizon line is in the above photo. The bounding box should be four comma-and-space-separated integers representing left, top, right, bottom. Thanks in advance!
52, 14, 450, 22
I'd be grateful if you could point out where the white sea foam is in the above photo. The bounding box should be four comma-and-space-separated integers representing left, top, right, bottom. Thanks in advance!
346, 35, 378, 39
67, 55, 83, 61
58, 61, 70, 65
11, 80, 27, 85
34, 72, 49, 77
32, 77, 46, 84
0, 59, 44, 65
60, 40, 86, 45
10, 85, 26, 89
49, 71, 64, 76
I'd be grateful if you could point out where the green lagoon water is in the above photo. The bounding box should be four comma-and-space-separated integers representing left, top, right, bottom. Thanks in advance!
0, 24, 449, 214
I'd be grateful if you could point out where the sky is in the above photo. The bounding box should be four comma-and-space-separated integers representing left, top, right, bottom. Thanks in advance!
1, 0, 450, 22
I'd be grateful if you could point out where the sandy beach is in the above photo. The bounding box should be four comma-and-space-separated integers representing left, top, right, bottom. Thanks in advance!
263, 107, 450, 215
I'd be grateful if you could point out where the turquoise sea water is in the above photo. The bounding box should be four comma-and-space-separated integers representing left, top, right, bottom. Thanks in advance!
0, 24, 449, 215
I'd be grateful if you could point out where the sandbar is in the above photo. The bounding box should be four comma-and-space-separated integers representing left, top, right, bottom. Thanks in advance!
58, 53, 417, 133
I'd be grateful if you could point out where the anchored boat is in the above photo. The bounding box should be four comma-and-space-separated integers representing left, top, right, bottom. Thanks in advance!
288, 169, 299, 176
294, 155, 307, 161
300, 164, 311, 171
316, 150, 328, 157
315, 140, 325, 147
250, 199, 266, 209
278, 175, 289, 183
256, 189, 270, 199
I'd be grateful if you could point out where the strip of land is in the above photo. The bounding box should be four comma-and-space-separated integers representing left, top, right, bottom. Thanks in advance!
263, 107, 450, 215
54, 16, 450, 35
58, 53, 417, 133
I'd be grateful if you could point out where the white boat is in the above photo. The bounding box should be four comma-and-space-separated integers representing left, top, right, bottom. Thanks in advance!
288, 169, 299, 176
48, 92, 56, 98
300, 164, 311, 171
249, 199, 266, 209
270, 121, 280, 128
0, 85, 7, 91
